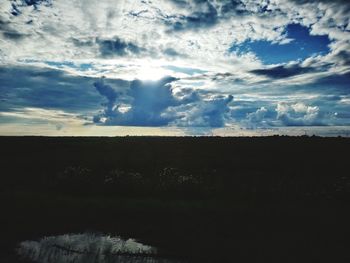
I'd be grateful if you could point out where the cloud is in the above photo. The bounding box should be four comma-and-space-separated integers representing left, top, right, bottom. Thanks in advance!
235, 96, 350, 128
163, 47, 183, 57
97, 37, 145, 57
305, 72, 350, 95
6, 0, 52, 17
20, 0, 51, 8
94, 78, 118, 107
0, 65, 101, 112
166, 94, 234, 127
334, 50, 350, 66
167, 0, 219, 31
0, 20, 26, 41
9, 0, 51, 12
289, 0, 350, 4
93, 77, 180, 126
246, 106, 268, 124
275, 102, 324, 126
2, 30, 26, 40
165, 0, 273, 32
250, 64, 319, 79
93, 76, 234, 127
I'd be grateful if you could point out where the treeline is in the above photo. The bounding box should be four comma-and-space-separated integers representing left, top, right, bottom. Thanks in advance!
1, 136, 349, 200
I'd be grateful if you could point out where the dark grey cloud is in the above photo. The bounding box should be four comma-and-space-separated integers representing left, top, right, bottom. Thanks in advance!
250, 64, 318, 79
176, 4, 217, 30
10, 3, 21, 16
163, 47, 183, 57
9, 0, 52, 15
97, 37, 145, 57
93, 78, 125, 123
290, 0, 350, 5
210, 72, 246, 84
93, 80, 117, 123
164, 0, 270, 32
310, 72, 350, 95
128, 9, 149, 18
0, 21, 26, 41
0, 65, 101, 113
22, 0, 51, 7
2, 30, 26, 41
335, 50, 350, 66
219, 0, 252, 16
71, 38, 95, 48
165, 0, 219, 31
94, 79, 118, 105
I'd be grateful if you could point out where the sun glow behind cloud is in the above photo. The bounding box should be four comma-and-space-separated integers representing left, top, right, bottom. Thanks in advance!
134, 60, 168, 81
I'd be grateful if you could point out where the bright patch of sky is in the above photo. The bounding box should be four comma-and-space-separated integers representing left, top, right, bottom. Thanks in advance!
45, 61, 93, 71
162, 65, 207, 76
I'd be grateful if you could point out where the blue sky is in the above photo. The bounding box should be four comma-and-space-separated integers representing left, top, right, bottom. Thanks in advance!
0, 0, 350, 136
231, 24, 331, 64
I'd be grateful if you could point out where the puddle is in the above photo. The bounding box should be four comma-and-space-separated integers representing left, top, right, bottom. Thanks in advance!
17, 233, 181, 263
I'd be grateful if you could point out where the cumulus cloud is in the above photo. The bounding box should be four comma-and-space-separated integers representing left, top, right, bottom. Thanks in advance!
238, 98, 350, 128
165, 94, 234, 127
275, 102, 322, 126
93, 76, 234, 127
246, 107, 268, 125
93, 77, 179, 126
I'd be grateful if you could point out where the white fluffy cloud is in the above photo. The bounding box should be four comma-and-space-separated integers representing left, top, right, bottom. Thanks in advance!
1, 0, 347, 76
276, 102, 321, 125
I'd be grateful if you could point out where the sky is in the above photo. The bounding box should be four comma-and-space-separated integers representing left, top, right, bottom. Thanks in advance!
0, 0, 350, 136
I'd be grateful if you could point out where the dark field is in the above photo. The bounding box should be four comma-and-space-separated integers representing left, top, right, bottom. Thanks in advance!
1, 136, 350, 262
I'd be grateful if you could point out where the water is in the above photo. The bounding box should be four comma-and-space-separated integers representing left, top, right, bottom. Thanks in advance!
17, 233, 181, 263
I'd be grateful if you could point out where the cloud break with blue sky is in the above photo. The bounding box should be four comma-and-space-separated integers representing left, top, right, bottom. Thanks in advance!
0, 0, 350, 136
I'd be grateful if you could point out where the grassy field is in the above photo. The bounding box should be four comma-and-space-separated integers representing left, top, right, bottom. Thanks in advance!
1, 136, 350, 262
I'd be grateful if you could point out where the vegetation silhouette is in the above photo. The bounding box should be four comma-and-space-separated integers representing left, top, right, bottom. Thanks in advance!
0, 136, 350, 263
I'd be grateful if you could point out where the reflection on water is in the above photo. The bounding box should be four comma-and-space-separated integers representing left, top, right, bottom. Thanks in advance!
17, 233, 180, 263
